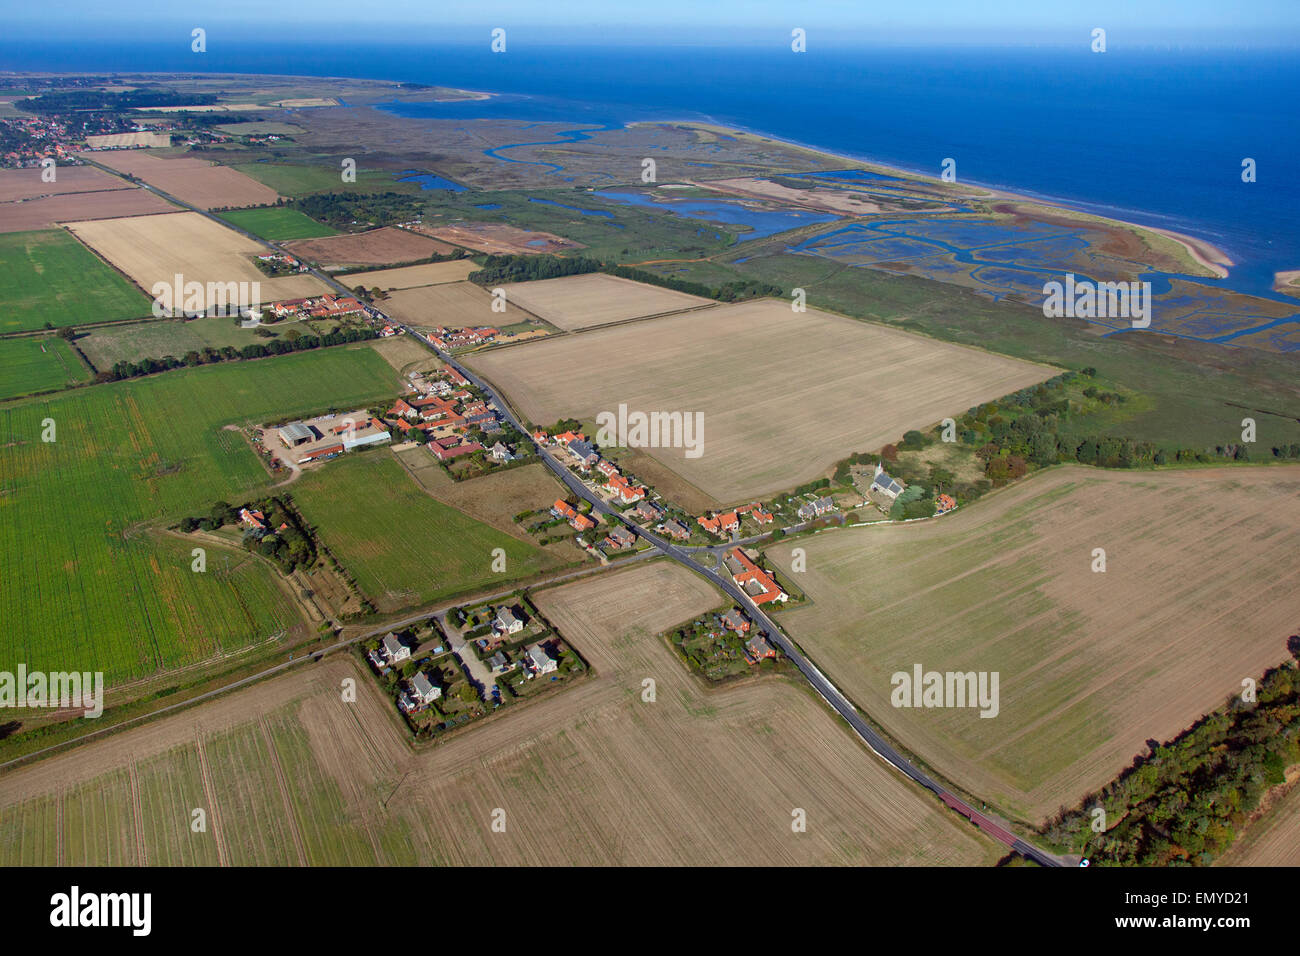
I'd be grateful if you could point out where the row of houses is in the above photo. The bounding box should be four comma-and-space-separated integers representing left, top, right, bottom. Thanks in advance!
796, 495, 836, 522
269, 293, 366, 321
428, 326, 499, 349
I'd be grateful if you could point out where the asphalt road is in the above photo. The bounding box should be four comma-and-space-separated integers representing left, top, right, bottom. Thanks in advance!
399, 325, 1066, 867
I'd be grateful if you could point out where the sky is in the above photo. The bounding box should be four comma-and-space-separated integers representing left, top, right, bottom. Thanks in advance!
3, 0, 1300, 47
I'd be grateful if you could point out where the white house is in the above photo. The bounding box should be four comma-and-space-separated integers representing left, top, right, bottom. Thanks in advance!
493, 607, 524, 635
381, 632, 410, 664
525, 643, 558, 677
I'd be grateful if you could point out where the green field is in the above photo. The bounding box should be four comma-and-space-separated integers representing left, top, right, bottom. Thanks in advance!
217, 206, 337, 241
291, 451, 562, 611
0, 229, 152, 332
0, 336, 90, 399
231, 163, 425, 198
0, 345, 401, 683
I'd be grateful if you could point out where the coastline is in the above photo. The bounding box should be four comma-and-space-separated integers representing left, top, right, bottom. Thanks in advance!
642, 119, 1238, 280
1275, 270, 1300, 298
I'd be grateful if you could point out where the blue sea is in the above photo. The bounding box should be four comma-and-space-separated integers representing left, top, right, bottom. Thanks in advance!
3, 40, 1297, 294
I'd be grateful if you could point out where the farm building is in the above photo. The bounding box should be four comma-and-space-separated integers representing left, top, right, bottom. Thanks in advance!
278, 422, 316, 447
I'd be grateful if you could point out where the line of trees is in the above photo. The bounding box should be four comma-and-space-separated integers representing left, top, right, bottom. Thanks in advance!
92, 327, 378, 383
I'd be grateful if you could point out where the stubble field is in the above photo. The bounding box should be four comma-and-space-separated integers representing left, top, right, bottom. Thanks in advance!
763, 465, 1300, 824
0, 561, 1001, 865
339, 259, 478, 291
499, 273, 713, 330
378, 280, 530, 328
66, 212, 330, 309
467, 298, 1053, 504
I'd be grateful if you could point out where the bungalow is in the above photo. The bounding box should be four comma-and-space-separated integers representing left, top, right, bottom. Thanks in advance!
524, 643, 558, 677
532, 429, 549, 444
935, 493, 957, 514
493, 607, 525, 635
380, 632, 410, 665
661, 518, 691, 541
724, 548, 787, 606
744, 634, 778, 664
870, 463, 904, 499
721, 609, 751, 633
604, 526, 637, 550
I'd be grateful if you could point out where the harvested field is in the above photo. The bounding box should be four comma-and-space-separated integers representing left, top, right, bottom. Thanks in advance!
467, 299, 1052, 504
380, 280, 528, 328
368, 334, 439, 373
284, 226, 454, 269
84, 151, 280, 209
66, 212, 329, 309
413, 221, 583, 255
84, 132, 171, 148
340, 259, 477, 291
500, 273, 713, 330
0, 562, 1000, 866
0, 165, 132, 202
764, 465, 1300, 824
0, 187, 176, 233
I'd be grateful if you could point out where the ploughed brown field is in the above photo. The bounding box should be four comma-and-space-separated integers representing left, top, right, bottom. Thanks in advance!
339, 259, 477, 291
466, 298, 1053, 505
81, 150, 280, 209
499, 273, 713, 330
284, 226, 455, 268
411, 221, 583, 255
0, 188, 177, 233
763, 465, 1300, 825
66, 211, 329, 309
0, 561, 1001, 865
379, 280, 530, 327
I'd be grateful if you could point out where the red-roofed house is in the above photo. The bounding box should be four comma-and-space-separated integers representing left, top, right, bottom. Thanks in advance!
724, 548, 787, 606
